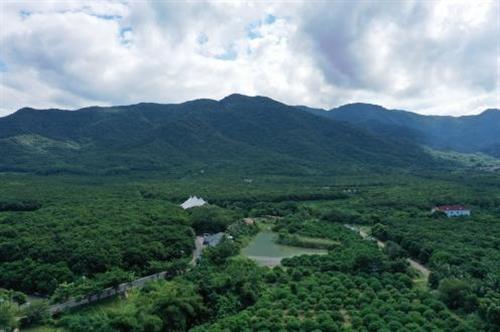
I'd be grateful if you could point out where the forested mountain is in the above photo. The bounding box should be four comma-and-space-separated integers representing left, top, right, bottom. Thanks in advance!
0, 94, 435, 175
305, 103, 500, 157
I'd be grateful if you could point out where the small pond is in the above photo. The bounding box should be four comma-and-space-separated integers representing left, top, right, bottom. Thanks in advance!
242, 231, 328, 267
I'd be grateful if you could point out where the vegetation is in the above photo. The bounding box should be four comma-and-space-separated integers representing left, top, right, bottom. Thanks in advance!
0, 289, 50, 330
0, 199, 41, 212
0, 177, 195, 296
189, 205, 241, 234
375, 216, 500, 327
0, 302, 18, 331
1, 95, 499, 332
51, 219, 483, 331
1, 167, 499, 331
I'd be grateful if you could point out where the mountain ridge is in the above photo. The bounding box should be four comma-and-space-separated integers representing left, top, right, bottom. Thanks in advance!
306, 102, 500, 157
0, 95, 439, 176
6, 96, 497, 118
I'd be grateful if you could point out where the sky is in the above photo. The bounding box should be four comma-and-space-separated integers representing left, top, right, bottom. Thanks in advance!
0, 0, 499, 117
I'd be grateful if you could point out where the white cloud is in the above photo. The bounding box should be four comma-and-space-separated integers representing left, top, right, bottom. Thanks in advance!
0, 0, 498, 117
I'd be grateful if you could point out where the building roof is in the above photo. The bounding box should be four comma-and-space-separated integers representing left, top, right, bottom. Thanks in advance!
203, 232, 224, 247
180, 196, 207, 209
435, 205, 469, 211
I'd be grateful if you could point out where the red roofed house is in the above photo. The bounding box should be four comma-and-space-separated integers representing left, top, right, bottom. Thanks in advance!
432, 205, 471, 218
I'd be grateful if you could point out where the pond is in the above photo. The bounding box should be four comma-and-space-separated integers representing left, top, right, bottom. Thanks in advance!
242, 231, 328, 267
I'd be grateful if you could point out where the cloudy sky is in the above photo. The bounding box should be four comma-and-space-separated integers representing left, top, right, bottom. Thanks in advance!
0, 0, 498, 117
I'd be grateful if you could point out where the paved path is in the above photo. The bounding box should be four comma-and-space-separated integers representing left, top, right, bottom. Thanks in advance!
345, 224, 431, 280
191, 236, 204, 265
359, 228, 385, 248
408, 259, 430, 278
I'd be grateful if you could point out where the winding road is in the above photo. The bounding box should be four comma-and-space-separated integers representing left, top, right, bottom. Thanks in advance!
345, 224, 431, 280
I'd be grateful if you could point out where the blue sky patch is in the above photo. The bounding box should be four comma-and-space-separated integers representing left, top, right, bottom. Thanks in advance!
89, 13, 122, 20
246, 14, 278, 40
119, 27, 132, 45
265, 14, 276, 24
197, 33, 209, 45
120, 27, 132, 37
246, 21, 262, 40
0, 57, 7, 72
215, 47, 237, 61
19, 10, 31, 19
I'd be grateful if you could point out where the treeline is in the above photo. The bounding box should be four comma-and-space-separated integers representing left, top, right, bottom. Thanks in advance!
188, 205, 241, 234
210, 192, 349, 205
0, 200, 41, 212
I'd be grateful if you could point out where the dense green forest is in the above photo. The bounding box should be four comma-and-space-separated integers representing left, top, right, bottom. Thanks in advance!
0, 189, 194, 295
0, 170, 499, 331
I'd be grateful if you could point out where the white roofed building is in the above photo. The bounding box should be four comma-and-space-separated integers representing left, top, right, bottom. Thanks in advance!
181, 196, 207, 209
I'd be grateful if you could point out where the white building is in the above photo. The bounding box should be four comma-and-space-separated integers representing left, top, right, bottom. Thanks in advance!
180, 196, 207, 209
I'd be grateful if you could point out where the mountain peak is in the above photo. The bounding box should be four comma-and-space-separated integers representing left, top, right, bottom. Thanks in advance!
479, 108, 500, 116
220, 93, 282, 106
332, 103, 388, 113
220, 93, 251, 102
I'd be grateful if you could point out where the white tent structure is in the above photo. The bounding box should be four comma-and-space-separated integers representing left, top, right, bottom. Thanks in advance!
180, 196, 207, 209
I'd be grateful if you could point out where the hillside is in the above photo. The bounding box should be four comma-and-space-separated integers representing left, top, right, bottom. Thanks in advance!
305, 103, 500, 157
0, 95, 435, 176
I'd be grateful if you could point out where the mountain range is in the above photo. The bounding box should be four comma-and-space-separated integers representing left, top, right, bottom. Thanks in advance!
302, 103, 500, 157
0, 94, 498, 176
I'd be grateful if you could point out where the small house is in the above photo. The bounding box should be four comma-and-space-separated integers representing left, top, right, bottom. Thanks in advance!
202, 232, 224, 247
432, 205, 470, 218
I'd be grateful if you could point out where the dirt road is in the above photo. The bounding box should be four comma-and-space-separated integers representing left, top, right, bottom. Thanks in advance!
345, 224, 431, 281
